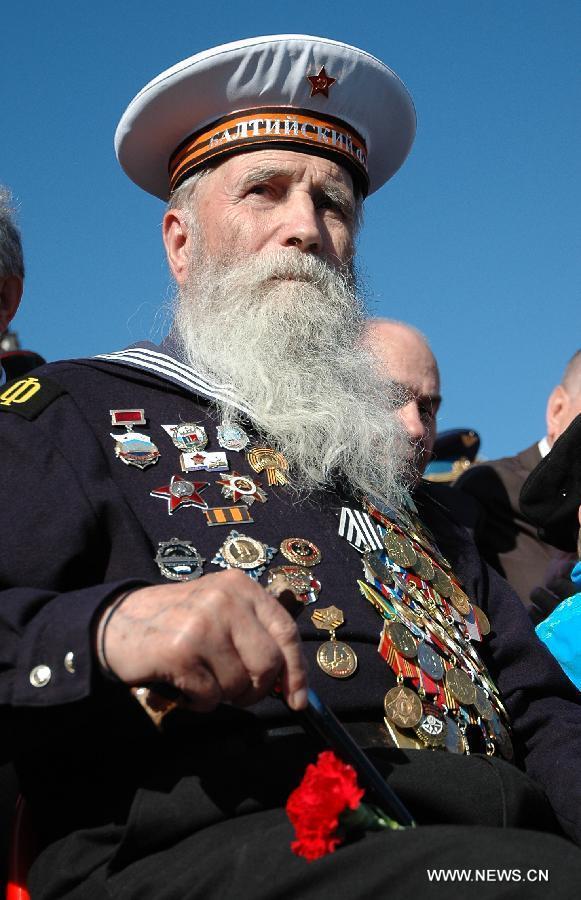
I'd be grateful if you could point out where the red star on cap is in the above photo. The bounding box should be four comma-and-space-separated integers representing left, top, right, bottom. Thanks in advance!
307, 66, 336, 98
150, 474, 208, 514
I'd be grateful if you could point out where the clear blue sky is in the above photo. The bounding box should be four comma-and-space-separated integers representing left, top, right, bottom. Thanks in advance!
2, 1, 579, 459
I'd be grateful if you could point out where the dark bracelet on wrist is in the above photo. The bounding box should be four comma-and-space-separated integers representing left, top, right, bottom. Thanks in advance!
98, 591, 133, 681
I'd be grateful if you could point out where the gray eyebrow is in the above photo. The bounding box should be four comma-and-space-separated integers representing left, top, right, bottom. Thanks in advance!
238, 165, 357, 219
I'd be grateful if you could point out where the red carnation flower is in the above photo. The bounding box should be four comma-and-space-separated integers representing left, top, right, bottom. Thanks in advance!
286, 750, 405, 861
286, 751, 365, 861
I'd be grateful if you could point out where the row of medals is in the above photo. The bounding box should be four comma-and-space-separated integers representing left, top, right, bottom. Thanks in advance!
109, 408, 513, 760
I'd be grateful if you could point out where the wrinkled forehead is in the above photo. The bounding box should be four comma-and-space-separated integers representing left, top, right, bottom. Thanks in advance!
202, 147, 356, 194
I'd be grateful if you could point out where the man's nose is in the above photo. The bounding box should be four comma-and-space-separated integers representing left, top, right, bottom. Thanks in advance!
280, 193, 323, 254
399, 401, 425, 443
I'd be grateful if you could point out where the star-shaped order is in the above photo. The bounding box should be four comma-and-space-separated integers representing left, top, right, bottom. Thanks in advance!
307, 66, 336, 98
150, 474, 208, 515
215, 471, 267, 506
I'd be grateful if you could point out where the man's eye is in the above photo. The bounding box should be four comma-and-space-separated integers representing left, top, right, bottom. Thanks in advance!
318, 198, 344, 216
248, 184, 269, 196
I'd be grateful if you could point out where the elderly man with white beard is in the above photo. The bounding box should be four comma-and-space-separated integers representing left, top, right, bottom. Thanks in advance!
2, 36, 581, 899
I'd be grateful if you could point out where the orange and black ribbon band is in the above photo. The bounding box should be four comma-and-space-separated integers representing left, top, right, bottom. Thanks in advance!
168, 106, 369, 195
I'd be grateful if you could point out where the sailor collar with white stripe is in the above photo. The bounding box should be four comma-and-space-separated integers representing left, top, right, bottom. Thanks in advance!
95, 339, 254, 418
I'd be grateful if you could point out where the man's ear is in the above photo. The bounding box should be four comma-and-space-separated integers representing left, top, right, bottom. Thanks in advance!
0, 275, 23, 331
162, 210, 191, 285
546, 385, 569, 445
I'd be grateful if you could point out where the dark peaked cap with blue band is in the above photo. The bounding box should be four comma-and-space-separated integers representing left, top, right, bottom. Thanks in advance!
115, 34, 416, 200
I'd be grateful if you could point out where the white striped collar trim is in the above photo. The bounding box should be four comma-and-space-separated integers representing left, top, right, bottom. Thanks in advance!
95, 346, 254, 418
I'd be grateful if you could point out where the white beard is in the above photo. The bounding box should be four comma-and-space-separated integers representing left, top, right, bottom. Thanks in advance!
173, 245, 412, 507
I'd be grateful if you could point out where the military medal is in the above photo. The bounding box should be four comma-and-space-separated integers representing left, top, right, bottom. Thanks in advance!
413, 703, 448, 748
215, 472, 267, 506
472, 604, 491, 636
473, 685, 494, 720
212, 530, 276, 580
155, 538, 205, 581
363, 551, 394, 586
449, 582, 471, 616
445, 667, 477, 706
444, 714, 467, 754
280, 537, 321, 567
311, 606, 357, 678
109, 409, 160, 469
383, 684, 423, 729
267, 565, 321, 604
247, 446, 289, 486
411, 551, 435, 582
216, 423, 250, 452
150, 474, 208, 514
385, 621, 418, 659
431, 566, 454, 599
161, 423, 208, 451
382, 529, 417, 568
181, 450, 229, 472
417, 641, 444, 681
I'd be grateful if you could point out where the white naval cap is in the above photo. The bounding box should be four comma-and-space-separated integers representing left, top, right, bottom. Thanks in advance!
115, 34, 416, 200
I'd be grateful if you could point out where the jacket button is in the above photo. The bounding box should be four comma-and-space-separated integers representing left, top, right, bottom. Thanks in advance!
30, 665, 52, 687
64, 652, 76, 674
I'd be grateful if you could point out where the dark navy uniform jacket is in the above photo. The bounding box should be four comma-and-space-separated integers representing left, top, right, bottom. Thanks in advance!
1, 346, 581, 848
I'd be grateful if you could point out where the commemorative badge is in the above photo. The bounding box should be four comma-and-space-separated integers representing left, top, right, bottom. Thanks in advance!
280, 537, 321, 567
311, 606, 357, 679
212, 530, 277, 580
215, 472, 267, 506
162, 423, 208, 451
110, 409, 160, 469
150, 474, 208, 514
216, 423, 250, 452
246, 446, 289, 486
180, 450, 229, 472
155, 538, 205, 581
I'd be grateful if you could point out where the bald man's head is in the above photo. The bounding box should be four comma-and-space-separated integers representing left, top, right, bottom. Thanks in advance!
363, 319, 441, 477
546, 350, 581, 447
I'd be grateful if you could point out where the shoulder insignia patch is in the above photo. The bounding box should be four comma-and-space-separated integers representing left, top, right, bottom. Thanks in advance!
0, 376, 66, 420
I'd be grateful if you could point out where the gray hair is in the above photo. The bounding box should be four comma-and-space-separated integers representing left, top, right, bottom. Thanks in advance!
0, 187, 24, 280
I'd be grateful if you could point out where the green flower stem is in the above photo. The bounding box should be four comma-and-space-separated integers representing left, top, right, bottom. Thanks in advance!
339, 802, 408, 833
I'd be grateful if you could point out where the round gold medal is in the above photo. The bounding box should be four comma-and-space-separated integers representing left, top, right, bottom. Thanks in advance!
316, 640, 358, 679
382, 530, 418, 568
445, 667, 477, 706
280, 537, 321, 567
449, 583, 471, 616
386, 621, 418, 658
411, 551, 435, 581
472, 604, 491, 636
383, 685, 423, 729
431, 567, 454, 598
